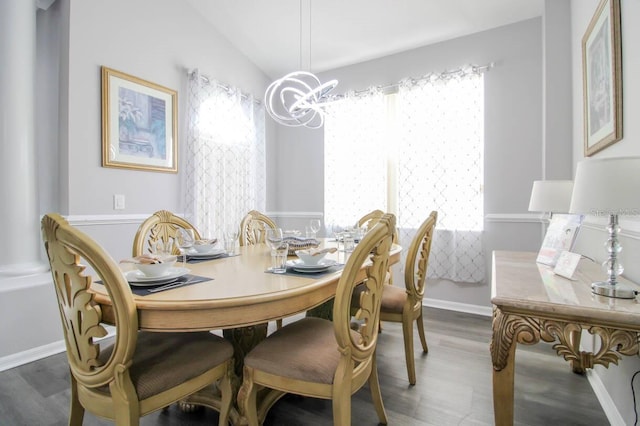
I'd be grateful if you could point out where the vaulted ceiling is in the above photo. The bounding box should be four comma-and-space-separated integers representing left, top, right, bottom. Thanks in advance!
186, 0, 544, 79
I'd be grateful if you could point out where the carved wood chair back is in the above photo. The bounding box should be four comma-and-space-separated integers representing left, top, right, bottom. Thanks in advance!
132, 210, 202, 256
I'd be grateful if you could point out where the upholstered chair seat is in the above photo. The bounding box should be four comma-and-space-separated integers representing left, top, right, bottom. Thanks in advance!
244, 317, 360, 385
97, 332, 233, 400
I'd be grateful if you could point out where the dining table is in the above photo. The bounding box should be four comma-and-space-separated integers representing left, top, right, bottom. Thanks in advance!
90, 238, 402, 425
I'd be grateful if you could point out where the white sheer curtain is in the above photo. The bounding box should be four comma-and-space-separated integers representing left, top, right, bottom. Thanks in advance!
396, 71, 484, 282
184, 70, 266, 238
324, 67, 485, 283
323, 89, 387, 230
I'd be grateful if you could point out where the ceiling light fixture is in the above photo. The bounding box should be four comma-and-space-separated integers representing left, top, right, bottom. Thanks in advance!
265, 0, 338, 129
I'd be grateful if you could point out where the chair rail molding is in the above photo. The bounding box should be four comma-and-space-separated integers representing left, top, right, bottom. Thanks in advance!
484, 213, 543, 223
267, 211, 324, 219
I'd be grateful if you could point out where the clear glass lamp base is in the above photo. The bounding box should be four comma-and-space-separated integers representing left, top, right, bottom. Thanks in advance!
591, 281, 638, 299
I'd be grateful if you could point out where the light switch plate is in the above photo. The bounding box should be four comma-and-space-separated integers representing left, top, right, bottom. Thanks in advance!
114, 194, 125, 210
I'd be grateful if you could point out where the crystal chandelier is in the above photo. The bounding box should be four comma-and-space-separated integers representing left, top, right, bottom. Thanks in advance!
264, 0, 338, 129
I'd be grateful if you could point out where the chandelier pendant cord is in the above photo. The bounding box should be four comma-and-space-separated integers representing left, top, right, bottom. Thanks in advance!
265, 0, 338, 129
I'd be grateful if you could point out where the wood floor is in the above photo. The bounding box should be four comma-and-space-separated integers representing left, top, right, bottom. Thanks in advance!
0, 308, 609, 425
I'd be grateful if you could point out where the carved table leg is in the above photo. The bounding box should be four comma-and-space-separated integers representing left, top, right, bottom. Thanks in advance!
179, 324, 269, 425
569, 329, 585, 374
492, 338, 516, 426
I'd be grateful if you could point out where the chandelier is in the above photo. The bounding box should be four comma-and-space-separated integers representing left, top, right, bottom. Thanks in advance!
264, 1, 338, 129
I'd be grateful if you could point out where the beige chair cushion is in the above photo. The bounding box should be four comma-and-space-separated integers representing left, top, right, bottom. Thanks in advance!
353, 283, 407, 314
98, 331, 233, 400
245, 317, 358, 384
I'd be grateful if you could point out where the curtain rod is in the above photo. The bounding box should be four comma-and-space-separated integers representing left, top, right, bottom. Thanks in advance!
187, 69, 262, 105
335, 62, 495, 98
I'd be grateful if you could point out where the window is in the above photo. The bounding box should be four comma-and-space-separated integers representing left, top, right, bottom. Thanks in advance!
185, 71, 266, 237
324, 69, 484, 282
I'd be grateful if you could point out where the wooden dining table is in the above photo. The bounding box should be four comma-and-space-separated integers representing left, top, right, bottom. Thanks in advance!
91, 238, 402, 425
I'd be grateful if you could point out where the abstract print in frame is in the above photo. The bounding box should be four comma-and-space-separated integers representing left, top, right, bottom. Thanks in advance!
101, 66, 178, 172
582, 0, 622, 156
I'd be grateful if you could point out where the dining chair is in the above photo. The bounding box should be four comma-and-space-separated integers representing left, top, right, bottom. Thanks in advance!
239, 210, 277, 246
238, 210, 283, 330
238, 213, 396, 426
356, 209, 384, 230
131, 210, 202, 256
41, 213, 234, 426
357, 209, 397, 286
356, 211, 437, 385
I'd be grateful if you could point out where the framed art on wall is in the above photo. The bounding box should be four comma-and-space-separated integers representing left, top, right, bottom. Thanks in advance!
582, 0, 622, 157
101, 66, 178, 172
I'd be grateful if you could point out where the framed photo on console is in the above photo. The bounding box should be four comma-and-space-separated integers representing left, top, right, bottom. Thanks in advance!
537, 214, 583, 267
101, 66, 178, 173
582, 0, 622, 157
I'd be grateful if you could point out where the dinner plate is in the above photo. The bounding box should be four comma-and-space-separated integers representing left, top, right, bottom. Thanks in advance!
186, 248, 226, 259
286, 259, 339, 272
125, 267, 190, 286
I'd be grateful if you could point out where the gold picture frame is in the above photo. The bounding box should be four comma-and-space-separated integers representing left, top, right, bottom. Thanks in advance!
101, 67, 178, 172
582, 0, 622, 157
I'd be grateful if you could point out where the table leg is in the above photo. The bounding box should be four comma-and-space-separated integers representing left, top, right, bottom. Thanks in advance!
492, 339, 516, 426
180, 324, 269, 425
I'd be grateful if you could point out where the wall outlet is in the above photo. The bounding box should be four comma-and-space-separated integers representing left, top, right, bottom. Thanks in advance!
113, 194, 125, 210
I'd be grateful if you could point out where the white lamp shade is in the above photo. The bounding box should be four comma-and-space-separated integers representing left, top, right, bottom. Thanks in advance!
528, 180, 574, 213
569, 156, 640, 215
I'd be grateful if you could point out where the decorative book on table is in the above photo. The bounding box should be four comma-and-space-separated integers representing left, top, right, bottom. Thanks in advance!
536, 214, 583, 266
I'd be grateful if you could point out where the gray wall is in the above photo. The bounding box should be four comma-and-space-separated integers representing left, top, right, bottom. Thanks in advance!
570, 1, 640, 424
274, 17, 555, 311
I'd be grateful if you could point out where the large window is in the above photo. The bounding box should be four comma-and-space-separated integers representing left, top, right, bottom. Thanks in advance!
184, 71, 266, 237
324, 69, 484, 283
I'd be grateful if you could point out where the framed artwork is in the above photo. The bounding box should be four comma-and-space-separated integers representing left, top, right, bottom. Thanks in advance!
536, 214, 583, 267
582, 0, 622, 157
101, 66, 178, 172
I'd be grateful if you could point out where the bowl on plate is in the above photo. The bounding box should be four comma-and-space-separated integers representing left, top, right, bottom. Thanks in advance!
192, 238, 218, 253
295, 249, 328, 266
134, 255, 177, 278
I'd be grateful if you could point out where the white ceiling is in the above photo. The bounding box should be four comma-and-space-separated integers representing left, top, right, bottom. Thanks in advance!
186, 0, 544, 79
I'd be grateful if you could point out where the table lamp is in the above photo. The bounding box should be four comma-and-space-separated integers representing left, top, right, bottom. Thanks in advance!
569, 156, 640, 299
528, 180, 574, 217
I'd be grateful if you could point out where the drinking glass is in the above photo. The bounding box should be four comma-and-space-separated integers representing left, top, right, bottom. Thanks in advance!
309, 219, 321, 238
265, 228, 284, 252
176, 228, 195, 267
271, 242, 289, 274
265, 228, 285, 272
224, 228, 240, 255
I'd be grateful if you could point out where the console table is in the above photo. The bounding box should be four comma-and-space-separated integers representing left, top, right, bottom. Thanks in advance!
491, 251, 640, 425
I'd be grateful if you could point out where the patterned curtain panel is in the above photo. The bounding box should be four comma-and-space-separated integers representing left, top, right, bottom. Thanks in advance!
396, 71, 485, 283
323, 89, 387, 232
324, 68, 485, 283
184, 70, 266, 238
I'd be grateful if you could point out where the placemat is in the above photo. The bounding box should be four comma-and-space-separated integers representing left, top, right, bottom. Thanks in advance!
130, 274, 212, 295
264, 264, 345, 279
186, 253, 239, 264
96, 274, 213, 296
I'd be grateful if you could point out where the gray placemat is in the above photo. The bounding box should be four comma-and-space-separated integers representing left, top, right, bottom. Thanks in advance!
186, 253, 239, 264
95, 274, 212, 296
264, 264, 345, 278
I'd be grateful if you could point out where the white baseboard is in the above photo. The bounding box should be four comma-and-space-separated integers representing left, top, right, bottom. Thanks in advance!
0, 340, 67, 372
423, 298, 493, 317
0, 327, 116, 373
586, 369, 625, 426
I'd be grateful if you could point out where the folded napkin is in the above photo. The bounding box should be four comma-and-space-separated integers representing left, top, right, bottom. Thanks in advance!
283, 237, 320, 255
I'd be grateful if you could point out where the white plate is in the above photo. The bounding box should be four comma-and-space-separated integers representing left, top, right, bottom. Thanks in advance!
186, 248, 226, 259
286, 259, 339, 272
125, 267, 190, 286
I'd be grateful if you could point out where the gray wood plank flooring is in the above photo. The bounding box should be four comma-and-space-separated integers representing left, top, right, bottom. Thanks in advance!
0, 308, 609, 425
